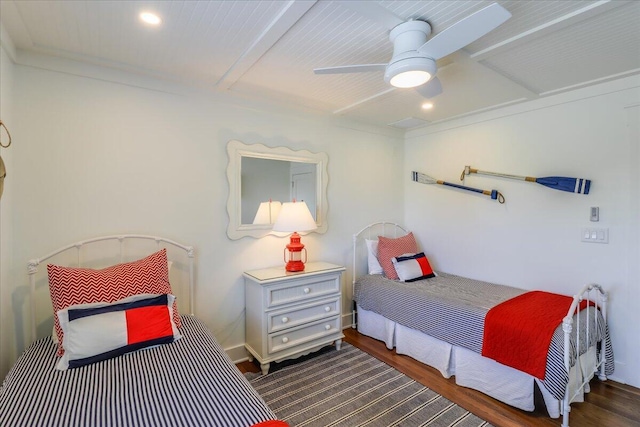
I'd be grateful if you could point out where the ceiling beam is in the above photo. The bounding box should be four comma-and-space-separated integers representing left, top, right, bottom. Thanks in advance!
216, 0, 317, 90
451, 51, 540, 99
0, 0, 32, 57
471, 0, 630, 62
333, 87, 396, 114
0, 23, 17, 62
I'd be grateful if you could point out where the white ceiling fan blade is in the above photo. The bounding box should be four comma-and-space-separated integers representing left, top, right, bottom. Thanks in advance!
415, 77, 443, 99
340, 1, 404, 30
418, 3, 511, 60
314, 64, 387, 75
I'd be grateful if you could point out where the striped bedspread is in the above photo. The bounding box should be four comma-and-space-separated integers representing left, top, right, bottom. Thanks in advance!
0, 315, 278, 427
354, 272, 614, 401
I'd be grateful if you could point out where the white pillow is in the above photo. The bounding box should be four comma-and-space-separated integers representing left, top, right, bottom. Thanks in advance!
56, 293, 181, 370
365, 239, 383, 275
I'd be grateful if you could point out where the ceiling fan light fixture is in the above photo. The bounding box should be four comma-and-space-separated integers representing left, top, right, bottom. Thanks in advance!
385, 56, 436, 89
390, 70, 431, 88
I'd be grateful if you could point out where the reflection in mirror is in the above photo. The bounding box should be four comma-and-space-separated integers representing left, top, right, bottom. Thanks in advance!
226, 140, 328, 240
240, 158, 317, 225
252, 200, 282, 225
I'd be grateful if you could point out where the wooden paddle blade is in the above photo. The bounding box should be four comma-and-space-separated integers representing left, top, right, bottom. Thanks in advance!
535, 177, 591, 194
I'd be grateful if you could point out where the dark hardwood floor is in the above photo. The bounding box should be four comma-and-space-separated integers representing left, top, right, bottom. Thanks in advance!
238, 328, 640, 427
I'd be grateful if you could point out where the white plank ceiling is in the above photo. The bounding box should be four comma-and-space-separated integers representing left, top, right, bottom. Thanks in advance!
2, 0, 639, 129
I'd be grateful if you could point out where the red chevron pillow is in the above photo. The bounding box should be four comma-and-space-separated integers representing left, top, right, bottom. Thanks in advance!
47, 249, 180, 356
377, 232, 418, 280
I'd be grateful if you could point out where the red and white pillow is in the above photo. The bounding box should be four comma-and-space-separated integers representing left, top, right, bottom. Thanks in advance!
392, 252, 436, 282
377, 232, 419, 280
47, 249, 180, 356
56, 293, 181, 370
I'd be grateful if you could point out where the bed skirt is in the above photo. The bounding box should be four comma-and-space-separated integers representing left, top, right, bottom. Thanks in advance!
357, 305, 596, 418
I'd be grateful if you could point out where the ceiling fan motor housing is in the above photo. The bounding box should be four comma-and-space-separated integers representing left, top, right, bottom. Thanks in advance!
385, 20, 436, 87
389, 20, 432, 57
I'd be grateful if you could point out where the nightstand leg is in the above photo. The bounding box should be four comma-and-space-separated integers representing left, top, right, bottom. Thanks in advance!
260, 363, 270, 376
247, 354, 254, 363
335, 339, 342, 351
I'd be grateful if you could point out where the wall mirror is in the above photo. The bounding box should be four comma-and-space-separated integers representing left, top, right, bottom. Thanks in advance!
226, 140, 328, 240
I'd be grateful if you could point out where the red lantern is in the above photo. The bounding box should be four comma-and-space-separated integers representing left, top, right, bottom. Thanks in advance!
272, 200, 317, 272
283, 232, 307, 272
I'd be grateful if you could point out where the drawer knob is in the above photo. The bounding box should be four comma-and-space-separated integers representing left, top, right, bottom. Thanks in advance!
324, 306, 331, 312
282, 337, 289, 343
281, 317, 289, 323
303, 287, 310, 294
325, 324, 331, 330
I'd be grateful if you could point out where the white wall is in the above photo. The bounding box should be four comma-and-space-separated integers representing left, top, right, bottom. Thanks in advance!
0, 42, 16, 378
1, 56, 404, 376
404, 76, 640, 387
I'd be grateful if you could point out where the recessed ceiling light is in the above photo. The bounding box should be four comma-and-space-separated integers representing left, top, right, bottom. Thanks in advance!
422, 102, 434, 110
140, 12, 162, 25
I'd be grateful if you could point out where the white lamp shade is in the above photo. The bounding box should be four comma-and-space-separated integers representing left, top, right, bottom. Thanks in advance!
252, 201, 282, 225
272, 201, 317, 233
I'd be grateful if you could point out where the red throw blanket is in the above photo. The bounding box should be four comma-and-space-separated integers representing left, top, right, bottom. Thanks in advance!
481, 290, 587, 380
252, 421, 289, 427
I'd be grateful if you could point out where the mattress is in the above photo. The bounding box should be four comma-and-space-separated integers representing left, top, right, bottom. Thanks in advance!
0, 315, 278, 427
354, 272, 614, 401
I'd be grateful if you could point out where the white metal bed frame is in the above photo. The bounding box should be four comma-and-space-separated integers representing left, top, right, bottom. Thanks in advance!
351, 221, 408, 328
27, 234, 195, 343
352, 222, 609, 427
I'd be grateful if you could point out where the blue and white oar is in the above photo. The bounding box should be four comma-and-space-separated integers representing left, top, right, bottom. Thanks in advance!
461, 166, 590, 194
412, 171, 505, 203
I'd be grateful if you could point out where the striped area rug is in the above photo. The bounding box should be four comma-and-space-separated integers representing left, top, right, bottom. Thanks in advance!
247, 343, 492, 427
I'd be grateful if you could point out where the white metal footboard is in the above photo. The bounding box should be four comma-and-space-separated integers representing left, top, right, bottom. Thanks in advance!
561, 283, 607, 427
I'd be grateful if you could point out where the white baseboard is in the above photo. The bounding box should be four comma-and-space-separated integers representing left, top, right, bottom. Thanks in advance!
342, 313, 353, 330
607, 361, 627, 385
225, 344, 250, 364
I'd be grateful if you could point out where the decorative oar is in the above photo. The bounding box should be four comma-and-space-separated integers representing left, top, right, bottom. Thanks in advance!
460, 166, 591, 195
412, 171, 505, 203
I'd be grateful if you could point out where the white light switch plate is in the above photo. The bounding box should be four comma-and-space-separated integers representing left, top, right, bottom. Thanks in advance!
581, 228, 609, 244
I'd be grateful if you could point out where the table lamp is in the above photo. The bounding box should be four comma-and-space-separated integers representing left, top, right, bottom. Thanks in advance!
272, 200, 317, 272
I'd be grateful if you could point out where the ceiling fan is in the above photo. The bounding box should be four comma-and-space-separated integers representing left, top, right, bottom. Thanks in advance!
313, 2, 511, 99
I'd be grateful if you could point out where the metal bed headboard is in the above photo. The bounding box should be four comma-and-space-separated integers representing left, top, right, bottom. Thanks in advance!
27, 235, 195, 343
351, 222, 408, 327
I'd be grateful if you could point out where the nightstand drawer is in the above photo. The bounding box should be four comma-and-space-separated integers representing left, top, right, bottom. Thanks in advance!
267, 276, 340, 308
268, 316, 341, 354
268, 297, 340, 333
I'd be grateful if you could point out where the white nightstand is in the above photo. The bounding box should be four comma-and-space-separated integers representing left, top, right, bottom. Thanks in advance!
244, 262, 345, 375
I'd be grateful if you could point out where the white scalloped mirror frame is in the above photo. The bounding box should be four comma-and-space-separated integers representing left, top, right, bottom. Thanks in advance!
226, 140, 328, 240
